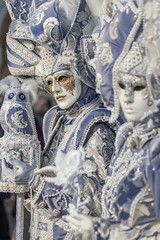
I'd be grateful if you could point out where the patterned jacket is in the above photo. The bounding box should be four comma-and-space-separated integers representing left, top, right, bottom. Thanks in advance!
94, 105, 160, 240
30, 96, 121, 240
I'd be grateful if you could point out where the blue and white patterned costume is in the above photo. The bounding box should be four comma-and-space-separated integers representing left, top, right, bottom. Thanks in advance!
30, 92, 120, 240
89, 0, 160, 239
95, 108, 160, 239
3, 0, 122, 239
0, 77, 41, 193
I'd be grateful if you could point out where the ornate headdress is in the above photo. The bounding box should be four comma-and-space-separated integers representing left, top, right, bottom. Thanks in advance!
5, 0, 42, 84
5, 0, 98, 90
96, 0, 160, 122
143, 0, 160, 100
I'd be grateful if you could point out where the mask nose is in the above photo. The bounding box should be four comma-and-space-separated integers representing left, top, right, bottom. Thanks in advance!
52, 80, 61, 94
124, 87, 134, 104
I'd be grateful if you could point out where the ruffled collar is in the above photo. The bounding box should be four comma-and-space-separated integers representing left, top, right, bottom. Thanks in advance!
56, 86, 99, 125
116, 103, 160, 149
57, 86, 99, 115
127, 104, 160, 148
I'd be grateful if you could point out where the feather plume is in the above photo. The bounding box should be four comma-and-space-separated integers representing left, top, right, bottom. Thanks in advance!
0, 75, 20, 94
21, 80, 38, 104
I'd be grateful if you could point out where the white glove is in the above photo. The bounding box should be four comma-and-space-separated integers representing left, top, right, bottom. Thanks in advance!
1, 157, 34, 185
65, 207, 95, 240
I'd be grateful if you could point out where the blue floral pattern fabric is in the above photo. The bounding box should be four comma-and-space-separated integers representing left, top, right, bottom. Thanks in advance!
94, 105, 160, 240
31, 96, 121, 240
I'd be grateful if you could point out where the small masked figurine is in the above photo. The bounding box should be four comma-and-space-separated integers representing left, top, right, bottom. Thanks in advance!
65, 0, 160, 239
0, 76, 41, 192
0, 75, 41, 240
2, 0, 122, 239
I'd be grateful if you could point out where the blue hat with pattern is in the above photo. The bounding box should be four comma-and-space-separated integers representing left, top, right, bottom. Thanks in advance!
5, 0, 42, 84
80, 16, 101, 93
5, 0, 97, 89
143, 0, 160, 101
95, 0, 143, 122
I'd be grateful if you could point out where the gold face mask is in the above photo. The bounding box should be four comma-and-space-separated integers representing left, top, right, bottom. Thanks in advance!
46, 69, 82, 109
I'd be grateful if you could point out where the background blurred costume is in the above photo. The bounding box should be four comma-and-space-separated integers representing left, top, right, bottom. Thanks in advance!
0, 76, 41, 240
2, 0, 122, 239
94, 0, 160, 239
65, 0, 160, 239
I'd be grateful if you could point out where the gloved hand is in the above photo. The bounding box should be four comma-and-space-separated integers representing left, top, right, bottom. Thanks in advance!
1, 157, 34, 185
65, 207, 95, 240
34, 166, 58, 184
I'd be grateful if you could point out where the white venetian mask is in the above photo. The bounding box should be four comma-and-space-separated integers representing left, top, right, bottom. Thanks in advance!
118, 73, 155, 122
46, 69, 82, 109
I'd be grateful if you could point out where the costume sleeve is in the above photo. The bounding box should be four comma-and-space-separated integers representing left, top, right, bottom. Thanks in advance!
29, 123, 115, 219
76, 123, 116, 216
92, 218, 118, 240
147, 153, 160, 220
92, 146, 160, 240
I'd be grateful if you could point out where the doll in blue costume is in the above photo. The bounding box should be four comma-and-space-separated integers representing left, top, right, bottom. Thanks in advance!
65, 0, 160, 239
2, 0, 122, 239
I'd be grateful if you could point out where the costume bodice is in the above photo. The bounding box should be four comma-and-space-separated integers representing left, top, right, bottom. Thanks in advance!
102, 139, 155, 226
42, 97, 119, 166
96, 107, 160, 239
31, 96, 121, 240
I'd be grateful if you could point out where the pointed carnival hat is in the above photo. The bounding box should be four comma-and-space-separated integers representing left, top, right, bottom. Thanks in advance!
95, 0, 160, 122
95, 0, 141, 121
80, 0, 114, 93
5, 0, 42, 85
143, 0, 160, 100
5, 0, 97, 90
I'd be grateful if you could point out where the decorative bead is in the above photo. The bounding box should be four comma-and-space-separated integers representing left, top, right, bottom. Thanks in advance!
133, 15, 137, 21
137, 168, 140, 172
126, 8, 130, 14
38, 202, 46, 209
132, 80, 136, 84
53, 209, 61, 216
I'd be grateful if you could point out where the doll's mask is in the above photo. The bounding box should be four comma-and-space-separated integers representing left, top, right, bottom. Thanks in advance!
118, 73, 154, 122
46, 69, 82, 109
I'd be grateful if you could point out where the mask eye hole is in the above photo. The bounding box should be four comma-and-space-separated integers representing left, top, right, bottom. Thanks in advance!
46, 80, 53, 86
19, 93, 26, 100
134, 86, 146, 91
8, 93, 14, 99
118, 82, 125, 89
58, 75, 67, 82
